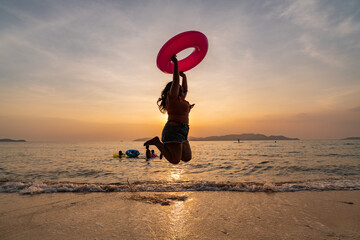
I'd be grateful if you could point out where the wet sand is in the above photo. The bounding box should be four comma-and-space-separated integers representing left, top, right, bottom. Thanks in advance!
0, 191, 359, 239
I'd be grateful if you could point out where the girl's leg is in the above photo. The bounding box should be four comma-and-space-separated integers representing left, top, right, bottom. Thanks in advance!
144, 137, 182, 164
181, 141, 192, 162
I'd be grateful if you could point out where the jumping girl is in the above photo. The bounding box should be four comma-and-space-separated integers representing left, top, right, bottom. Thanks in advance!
144, 55, 194, 164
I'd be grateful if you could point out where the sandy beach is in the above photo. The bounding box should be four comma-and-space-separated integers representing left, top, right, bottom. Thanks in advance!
0, 191, 359, 239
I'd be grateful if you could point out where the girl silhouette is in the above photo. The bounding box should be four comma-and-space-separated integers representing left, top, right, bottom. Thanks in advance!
144, 55, 194, 164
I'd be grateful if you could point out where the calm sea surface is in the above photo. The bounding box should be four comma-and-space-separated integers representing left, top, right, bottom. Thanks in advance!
0, 140, 359, 194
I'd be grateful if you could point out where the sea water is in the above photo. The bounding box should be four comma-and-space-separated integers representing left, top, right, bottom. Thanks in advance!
0, 140, 359, 194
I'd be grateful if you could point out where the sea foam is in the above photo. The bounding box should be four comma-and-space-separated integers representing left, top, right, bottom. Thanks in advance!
1, 178, 360, 195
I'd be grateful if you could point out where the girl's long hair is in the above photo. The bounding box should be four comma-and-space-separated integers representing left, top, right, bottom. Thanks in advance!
157, 81, 172, 114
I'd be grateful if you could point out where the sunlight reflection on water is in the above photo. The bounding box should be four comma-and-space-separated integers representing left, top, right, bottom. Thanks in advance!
169, 200, 187, 238
169, 167, 183, 181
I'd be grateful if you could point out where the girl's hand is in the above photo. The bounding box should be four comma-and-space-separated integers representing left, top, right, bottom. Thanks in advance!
170, 55, 178, 63
179, 71, 186, 78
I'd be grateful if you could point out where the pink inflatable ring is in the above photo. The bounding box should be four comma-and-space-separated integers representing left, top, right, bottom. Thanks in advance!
157, 31, 208, 74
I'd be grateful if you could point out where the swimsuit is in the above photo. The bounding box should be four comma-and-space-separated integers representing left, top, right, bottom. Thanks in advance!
161, 120, 189, 143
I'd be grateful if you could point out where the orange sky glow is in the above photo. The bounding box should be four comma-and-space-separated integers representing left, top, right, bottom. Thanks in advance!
0, 1, 359, 141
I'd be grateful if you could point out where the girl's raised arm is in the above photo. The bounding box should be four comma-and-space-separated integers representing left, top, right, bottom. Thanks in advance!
180, 71, 187, 98
169, 55, 180, 98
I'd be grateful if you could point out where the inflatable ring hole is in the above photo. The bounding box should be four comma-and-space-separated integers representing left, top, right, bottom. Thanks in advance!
177, 47, 196, 61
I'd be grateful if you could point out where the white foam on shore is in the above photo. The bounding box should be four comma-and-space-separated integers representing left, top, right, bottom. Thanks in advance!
1, 178, 360, 195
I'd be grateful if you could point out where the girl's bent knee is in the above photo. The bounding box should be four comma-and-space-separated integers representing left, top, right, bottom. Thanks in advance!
168, 158, 181, 164
170, 160, 181, 164
182, 157, 192, 162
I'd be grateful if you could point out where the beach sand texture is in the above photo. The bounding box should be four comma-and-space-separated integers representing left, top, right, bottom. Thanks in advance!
0, 191, 359, 239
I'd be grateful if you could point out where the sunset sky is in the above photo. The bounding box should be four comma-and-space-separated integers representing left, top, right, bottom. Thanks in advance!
1, 0, 359, 141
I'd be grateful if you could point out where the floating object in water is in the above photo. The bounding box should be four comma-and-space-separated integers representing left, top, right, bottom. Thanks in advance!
126, 149, 140, 158
157, 31, 208, 74
113, 153, 126, 158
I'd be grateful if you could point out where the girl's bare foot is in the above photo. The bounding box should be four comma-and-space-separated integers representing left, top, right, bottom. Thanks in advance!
144, 136, 160, 146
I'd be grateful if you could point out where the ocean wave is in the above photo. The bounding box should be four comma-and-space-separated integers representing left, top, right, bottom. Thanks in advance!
1, 178, 360, 195
315, 153, 359, 157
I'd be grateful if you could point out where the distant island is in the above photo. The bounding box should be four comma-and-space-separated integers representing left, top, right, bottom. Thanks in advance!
189, 134, 299, 141
133, 137, 151, 142
134, 133, 299, 141
0, 138, 26, 142
342, 137, 360, 140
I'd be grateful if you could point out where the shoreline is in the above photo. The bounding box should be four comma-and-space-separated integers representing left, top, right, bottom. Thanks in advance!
1, 191, 359, 239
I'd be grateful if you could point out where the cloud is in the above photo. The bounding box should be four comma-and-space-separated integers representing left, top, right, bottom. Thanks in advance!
349, 106, 360, 112
336, 15, 360, 36
277, 0, 330, 30
224, 109, 360, 139
315, 86, 360, 109
297, 34, 342, 67
276, 0, 360, 36
273, 0, 360, 67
